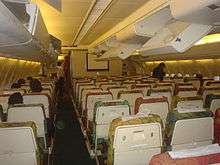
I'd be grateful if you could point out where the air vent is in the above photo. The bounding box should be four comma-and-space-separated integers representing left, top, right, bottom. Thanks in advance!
208, 4, 220, 10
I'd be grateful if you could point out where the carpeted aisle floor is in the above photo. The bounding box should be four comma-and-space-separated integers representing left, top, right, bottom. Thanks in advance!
52, 95, 96, 165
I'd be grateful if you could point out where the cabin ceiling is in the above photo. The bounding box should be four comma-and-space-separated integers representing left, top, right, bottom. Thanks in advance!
33, 0, 149, 46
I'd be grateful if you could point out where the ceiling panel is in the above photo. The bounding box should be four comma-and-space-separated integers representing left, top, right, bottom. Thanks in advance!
79, 0, 150, 45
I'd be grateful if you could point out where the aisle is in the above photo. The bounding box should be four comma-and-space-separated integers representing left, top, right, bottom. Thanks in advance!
52, 95, 96, 165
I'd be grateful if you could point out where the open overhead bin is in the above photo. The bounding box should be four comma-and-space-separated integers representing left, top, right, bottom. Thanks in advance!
0, 0, 58, 63
170, 0, 220, 25
139, 3, 216, 56
95, 7, 173, 61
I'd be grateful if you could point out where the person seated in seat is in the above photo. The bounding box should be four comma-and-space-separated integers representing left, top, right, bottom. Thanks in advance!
17, 78, 26, 85
11, 83, 21, 89
30, 79, 43, 93
8, 92, 23, 108
26, 76, 33, 84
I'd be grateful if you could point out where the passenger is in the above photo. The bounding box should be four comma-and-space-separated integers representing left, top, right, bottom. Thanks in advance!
11, 83, 21, 89
152, 62, 166, 81
30, 79, 43, 92
17, 78, 26, 85
26, 76, 33, 83
8, 92, 23, 106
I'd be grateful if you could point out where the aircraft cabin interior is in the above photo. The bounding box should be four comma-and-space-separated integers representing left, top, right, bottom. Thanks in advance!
1, 0, 220, 165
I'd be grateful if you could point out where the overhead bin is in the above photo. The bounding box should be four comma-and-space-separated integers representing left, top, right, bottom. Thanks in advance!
96, 43, 140, 61
139, 5, 214, 56
140, 21, 212, 56
95, 1, 219, 60
170, 0, 220, 25
0, 0, 57, 63
96, 8, 172, 60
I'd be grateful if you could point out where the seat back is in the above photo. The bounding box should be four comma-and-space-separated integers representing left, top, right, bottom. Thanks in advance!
202, 87, 220, 102
99, 83, 117, 90
122, 82, 136, 90
7, 104, 46, 140
2, 89, 25, 95
0, 94, 10, 113
108, 114, 163, 165
108, 86, 127, 99
77, 84, 94, 104
150, 88, 172, 106
166, 110, 213, 151
94, 100, 130, 141
135, 97, 169, 125
86, 92, 113, 125
75, 82, 93, 100
0, 122, 39, 165
131, 84, 151, 96
23, 93, 51, 118
205, 80, 220, 87
176, 86, 198, 97
214, 109, 220, 145
81, 88, 102, 113
172, 96, 203, 110
118, 90, 143, 114
205, 93, 220, 114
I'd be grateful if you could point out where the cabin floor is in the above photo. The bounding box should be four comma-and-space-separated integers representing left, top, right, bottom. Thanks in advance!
51, 83, 96, 165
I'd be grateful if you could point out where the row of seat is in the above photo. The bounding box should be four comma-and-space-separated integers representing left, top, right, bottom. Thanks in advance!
72, 76, 220, 165
0, 78, 55, 165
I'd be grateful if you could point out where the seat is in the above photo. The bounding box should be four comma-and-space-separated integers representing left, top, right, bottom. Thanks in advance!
74, 81, 93, 98
172, 96, 203, 110
184, 77, 201, 90
205, 80, 220, 87
77, 84, 96, 105
205, 93, 220, 114
134, 96, 169, 125
85, 91, 113, 129
118, 90, 143, 114
0, 94, 10, 114
7, 104, 47, 148
80, 88, 103, 115
107, 114, 163, 165
95, 79, 109, 87
76, 83, 94, 104
107, 86, 127, 100
23, 93, 52, 119
155, 83, 174, 94
214, 109, 220, 145
175, 86, 198, 97
149, 88, 172, 106
131, 84, 151, 96
99, 82, 117, 90
165, 109, 213, 151
2, 89, 26, 95
0, 122, 43, 165
150, 144, 220, 165
122, 82, 136, 90
202, 86, 220, 103
93, 100, 130, 152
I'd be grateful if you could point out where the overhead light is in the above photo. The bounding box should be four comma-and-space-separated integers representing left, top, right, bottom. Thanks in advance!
195, 33, 220, 45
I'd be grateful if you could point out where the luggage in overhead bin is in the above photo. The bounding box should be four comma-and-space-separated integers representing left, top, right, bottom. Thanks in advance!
107, 113, 163, 165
